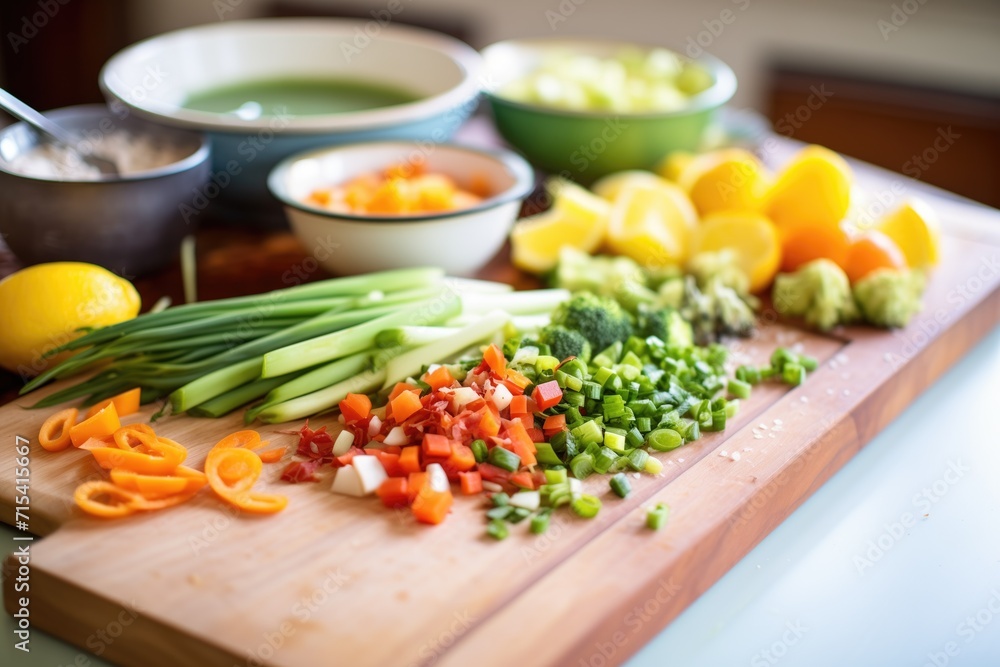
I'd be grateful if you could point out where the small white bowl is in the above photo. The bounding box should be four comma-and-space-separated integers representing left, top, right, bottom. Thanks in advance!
268, 142, 534, 276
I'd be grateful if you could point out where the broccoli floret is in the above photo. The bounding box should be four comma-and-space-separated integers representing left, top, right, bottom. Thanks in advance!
679, 276, 757, 345
773, 259, 858, 331
688, 250, 751, 295
550, 291, 634, 352
656, 277, 685, 309
552, 247, 658, 313
637, 306, 694, 348
853, 268, 925, 328
539, 324, 592, 362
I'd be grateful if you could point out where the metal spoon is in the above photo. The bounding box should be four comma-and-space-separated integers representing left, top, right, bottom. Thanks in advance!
0, 87, 119, 176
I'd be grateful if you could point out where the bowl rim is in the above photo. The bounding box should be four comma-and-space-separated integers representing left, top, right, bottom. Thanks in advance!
99, 18, 485, 135
267, 140, 535, 224
480, 37, 737, 119
0, 104, 211, 183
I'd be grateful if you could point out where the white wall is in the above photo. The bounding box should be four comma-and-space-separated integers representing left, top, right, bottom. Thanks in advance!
126, 0, 1000, 111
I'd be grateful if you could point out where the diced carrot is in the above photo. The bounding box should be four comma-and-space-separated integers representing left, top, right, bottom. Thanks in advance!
532, 381, 563, 410
257, 447, 287, 463
504, 368, 532, 390
85, 388, 141, 419
458, 471, 483, 495
411, 486, 453, 525
382, 445, 402, 456
376, 477, 410, 508
372, 451, 404, 478
407, 472, 429, 502
422, 433, 452, 459
505, 420, 537, 467
510, 471, 536, 490
390, 390, 423, 422
38, 408, 78, 452
475, 406, 501, 438
448, 443, 476, 472
399, 446, 422, 474
526, 427, 546, 443
543, 414, 567, 435
509, 395, 529, 416
423, 365, 455, 391
388, 382, 421, 402
483, 343, 506, 376
339, 393, 372, 423
501, 379, 525, 396
69, 404, 120, 448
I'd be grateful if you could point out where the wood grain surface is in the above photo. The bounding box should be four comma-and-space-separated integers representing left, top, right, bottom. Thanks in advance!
2, 147, 1000, 667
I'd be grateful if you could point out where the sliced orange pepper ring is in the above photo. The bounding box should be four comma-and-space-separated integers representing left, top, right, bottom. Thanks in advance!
113, 425, 157, 452
127, 490, 200, 511
109, 469, 194, 499
74, 481, 139, 519
38, 408, 79, 452
69, 403, 120, 448
205, 448, 286, 514
212, 429, 263, 450
257, 447, 287, 464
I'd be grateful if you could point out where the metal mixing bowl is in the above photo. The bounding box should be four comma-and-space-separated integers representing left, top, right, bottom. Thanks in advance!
0, 104, 210, 276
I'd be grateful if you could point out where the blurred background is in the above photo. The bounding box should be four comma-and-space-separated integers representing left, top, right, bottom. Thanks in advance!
1, 0, 998, 206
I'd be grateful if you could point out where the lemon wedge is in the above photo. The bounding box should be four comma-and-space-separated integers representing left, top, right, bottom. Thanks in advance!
510, 179, 610, 274
875, 198, 941, 268
605, 181, 698, 267
691, 212, 782, 292
677, 148, 772, 216
765, 145, 853, 232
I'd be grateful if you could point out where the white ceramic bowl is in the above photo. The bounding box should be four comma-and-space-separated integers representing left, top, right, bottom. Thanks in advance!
99, 18, 484, 223
268, 142, 534, 276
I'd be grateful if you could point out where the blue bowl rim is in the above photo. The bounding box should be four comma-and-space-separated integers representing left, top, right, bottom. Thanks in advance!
0, 104, 211, 184
480, 37, 737, 120
268, 140, 535, 224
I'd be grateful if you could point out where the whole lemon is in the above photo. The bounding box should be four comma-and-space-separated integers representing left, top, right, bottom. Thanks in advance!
0, 262, 140, 376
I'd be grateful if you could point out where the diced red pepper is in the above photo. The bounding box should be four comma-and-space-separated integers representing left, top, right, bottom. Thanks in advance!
411, 486, 453, 525
447, 443, 476, 472
510, 471, 535, 490
532, 381, 563, 410
509, 394, 529, 416
388, 382, 421, 402
543, 414, 567, 435
475, 406, 501, 438
477, 462, 512, 484
390, 390, 423, 422
407, 472, 429, 502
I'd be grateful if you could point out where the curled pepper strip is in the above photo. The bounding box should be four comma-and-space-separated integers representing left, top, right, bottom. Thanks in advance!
39, 408, 78, 452
109, 469, 206, 499
113, 424, 156, 451
89, 436, 187, 475
74, 481, 140, 519
204, 448, 287, 515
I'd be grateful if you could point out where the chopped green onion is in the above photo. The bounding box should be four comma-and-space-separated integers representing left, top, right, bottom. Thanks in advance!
470, 439, 488, 464
593, 447, 619, 474
610, 473, 631, 498
646, 503, 670, 530
489, 446, 521, 472
486, 506, 512, 520
487, 519, 509, 540
727, 378, 751, 399
530, 511, 551, 534
569, 453, 595, 480
647, 428, 683, 452
571, 494, 602, 519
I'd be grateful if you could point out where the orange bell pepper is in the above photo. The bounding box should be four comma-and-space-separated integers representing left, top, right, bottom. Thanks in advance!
69, 403, 120, 448
38, 408, 78, 452
85, 388, 141, 419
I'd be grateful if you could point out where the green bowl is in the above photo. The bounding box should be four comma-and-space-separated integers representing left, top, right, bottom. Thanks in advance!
481, 38, 737, 184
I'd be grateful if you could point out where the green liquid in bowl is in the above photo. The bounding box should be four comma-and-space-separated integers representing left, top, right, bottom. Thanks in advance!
182, 78, 420, 116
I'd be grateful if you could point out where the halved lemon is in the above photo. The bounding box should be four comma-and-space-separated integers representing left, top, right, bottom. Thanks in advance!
677, 148, 772, 216
875, 198, 941, 268
605, 181, 698, 267
765, 145, 853, 232
691, 212, 782, 292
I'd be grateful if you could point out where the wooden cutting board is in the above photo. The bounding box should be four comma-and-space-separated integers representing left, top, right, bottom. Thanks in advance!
3, 170, 1000, 667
